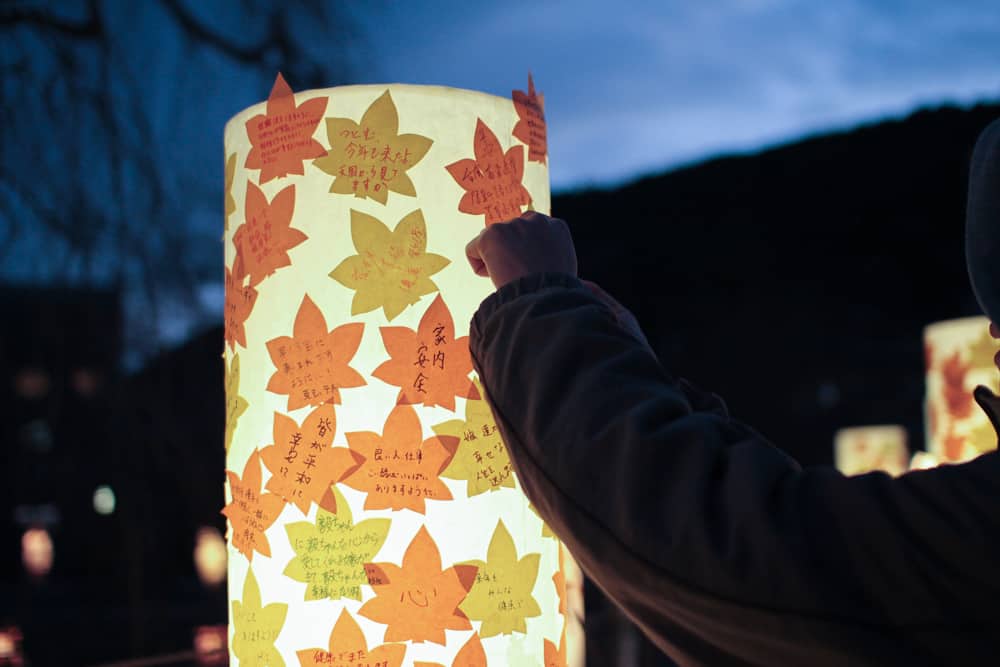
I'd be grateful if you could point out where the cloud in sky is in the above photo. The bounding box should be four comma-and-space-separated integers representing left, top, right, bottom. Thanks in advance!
358, 0, 1000, 189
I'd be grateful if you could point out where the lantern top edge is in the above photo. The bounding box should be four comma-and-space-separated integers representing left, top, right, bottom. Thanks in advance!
224, 82, 516, 138
923, 315, 991, 337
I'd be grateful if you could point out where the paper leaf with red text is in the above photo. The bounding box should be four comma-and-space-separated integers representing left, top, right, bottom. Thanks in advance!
544, 628, 568, 667
314, 90, 433, 204
341, 403, 454, 513
372, 294, 478, 410
360, 525, 477, 644
232, 568, 287, 667
260, 405, 361, 514
329, 209, 450, 321
225, 354, 249, 453
283, 487, 390, 601
265, 295, 366, 411
222, 450, 284, 561
225, 152, 238, 230
233, 183, 307, 286
296, 609, 405, 667
413, 633, 487, 667
224, 257, 257, 351
459, 519, 541, 637
432, 380, 514, 496
244, 73, 328, 184
512, 73, 547, 164
446, 119, 531, 226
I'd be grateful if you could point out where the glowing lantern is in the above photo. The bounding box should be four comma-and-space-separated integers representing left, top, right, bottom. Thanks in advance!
21, 527, 53, 578
833, 425, 909, 476
223, 75, 575, 665
923, 317, 1000, 463
194, 526, 228, 587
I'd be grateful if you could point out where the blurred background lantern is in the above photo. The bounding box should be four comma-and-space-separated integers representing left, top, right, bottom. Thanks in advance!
833, 425, 909, 476
923, 317, 1000, 463
223, 77, 578, 665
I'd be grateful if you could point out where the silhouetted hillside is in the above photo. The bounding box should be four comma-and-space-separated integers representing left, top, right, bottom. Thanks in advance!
554, 101, 1000, 466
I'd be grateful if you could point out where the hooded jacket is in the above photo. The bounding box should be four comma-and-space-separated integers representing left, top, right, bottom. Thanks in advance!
470, 272, 1000, 666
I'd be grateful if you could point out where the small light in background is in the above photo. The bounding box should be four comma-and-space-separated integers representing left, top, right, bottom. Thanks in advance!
194, 526, 227, 587
71, 367, 102, 398
14, 367, 49, 400
0, 625, 24, 666
22, 527, 53, 578
93, 485, 116, 515
193, 624, 227, 665
18, 419, 53, 454
909, 451, 939, 470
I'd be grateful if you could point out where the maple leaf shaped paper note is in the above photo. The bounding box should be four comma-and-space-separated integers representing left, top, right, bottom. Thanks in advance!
232, 568, 288, 667
372, 294, 478, 410
329, 209, 450, 321
413, 633, 487, 667
265, 295, 366, 411
222, 450, 285, 560
553, 544, 567, 616
225, 354, 249, 453
225, 152, 238, 230
284, 486, 389, 601
432, 379, 514, 496
233, 182, 307, 286
446, 119, 531, 226
341, 404, 454, 513
941, 351, 974, 420
260, 404, 361, 514
296, 609, 406, 667
544, 628, 568, 667
224, 256, 257, 351
314, 90, 432, 204
245, 72, 328, 184
360, 525, 477, 645
512, 73, 547, 164
459, 519, 542, 637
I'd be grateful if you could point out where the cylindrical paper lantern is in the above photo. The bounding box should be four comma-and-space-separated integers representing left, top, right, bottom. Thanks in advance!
833, 425, 909, 476
924, 316, 1000, 463
222, 76, 575, 666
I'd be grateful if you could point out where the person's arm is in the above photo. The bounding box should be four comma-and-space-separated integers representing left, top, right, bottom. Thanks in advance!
466, 214, 1000, 665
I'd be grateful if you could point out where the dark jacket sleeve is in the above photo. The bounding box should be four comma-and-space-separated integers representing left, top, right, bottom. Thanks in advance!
470, 273, 1000, 667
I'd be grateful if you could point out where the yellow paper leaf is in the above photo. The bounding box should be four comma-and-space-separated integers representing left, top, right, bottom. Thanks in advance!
433, 380, 515, 496
225, 354, 249, 453
232, 568, 287, 667
330, 209, 450, 321
295, 608, 406, 667
460, 519, 542, 637
283, 486, 390, 601
314, 90, 432, 204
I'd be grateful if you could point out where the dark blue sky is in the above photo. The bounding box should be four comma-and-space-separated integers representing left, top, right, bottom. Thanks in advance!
358, 0, 1000, 189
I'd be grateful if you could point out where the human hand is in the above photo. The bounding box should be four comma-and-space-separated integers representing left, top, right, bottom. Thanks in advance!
465, 211, 577, 289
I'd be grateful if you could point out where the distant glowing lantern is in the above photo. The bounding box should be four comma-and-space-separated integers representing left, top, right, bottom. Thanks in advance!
93, 485, 116, 515
21, 527, 53, 578
924, 317, 1000, 463
833, 425, 909, 476
909, 451, 940, 470
223, 75, 576, 665
194, 625, 228, 666
194, 526, 228, 587
0, 626, 24, 666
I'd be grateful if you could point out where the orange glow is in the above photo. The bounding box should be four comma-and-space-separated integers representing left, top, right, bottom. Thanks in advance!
194, 624, 227, 665
193, 526, 227, 587
22, 527, 53, 578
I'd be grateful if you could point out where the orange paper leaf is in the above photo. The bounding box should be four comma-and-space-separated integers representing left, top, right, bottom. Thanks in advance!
553, 544, 567, 616
260, 405, 361, 514
512, 73, 547, 164
446, 119, 531, 226
413, 633, 487, 667
296, 609, 406, 667
360, 525, 477, 645
372, 294, 478, 410
222, 450, 284, 561
224, 256, 257, 351
544, 628, 568, 667
313, 90, 433, 204
342, 404, 454, 513
245, 72, 328, 184
941, 351, 973, 420
233, 182, 307, 286
266, 294, 366, 411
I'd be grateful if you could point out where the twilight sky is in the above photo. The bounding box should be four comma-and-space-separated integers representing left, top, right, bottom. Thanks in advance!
357, 0, 1000, 190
